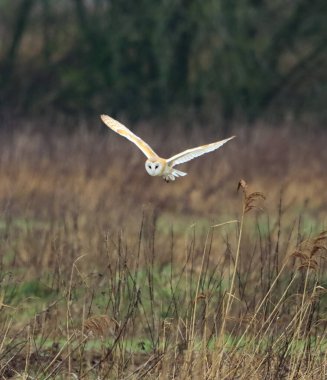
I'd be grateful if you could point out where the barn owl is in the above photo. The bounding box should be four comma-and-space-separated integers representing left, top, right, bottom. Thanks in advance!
100, 114, 235, 182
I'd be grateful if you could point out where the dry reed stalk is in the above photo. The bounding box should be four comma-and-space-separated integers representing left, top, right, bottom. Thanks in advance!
65, 255, 86, 377
210, 180, 265, 378
292, 231, 327, 272
285, 231, 327, 378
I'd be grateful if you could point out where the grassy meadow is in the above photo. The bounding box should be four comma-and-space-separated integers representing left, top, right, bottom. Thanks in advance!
0, 119, 326, 379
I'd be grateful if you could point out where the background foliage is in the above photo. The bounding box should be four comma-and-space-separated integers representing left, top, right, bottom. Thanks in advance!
0, 2, 326, 377
0, 0, 326, 128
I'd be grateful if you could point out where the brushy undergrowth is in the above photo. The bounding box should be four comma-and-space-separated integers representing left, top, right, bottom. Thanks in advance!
0, 122, 326, 379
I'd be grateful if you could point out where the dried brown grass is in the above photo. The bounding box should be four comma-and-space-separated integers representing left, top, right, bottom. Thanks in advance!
0, 119, 326, 378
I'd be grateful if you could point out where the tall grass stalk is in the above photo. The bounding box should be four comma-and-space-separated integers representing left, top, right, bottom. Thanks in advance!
211, 182, 248, 377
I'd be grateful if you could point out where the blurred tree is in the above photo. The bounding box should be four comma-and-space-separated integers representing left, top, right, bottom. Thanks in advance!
0, 0, 326, 128
0, 0, 36, 92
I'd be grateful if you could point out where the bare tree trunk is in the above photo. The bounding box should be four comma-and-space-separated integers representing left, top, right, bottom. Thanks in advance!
1, 0, 36, 85
41, 0, 52, 64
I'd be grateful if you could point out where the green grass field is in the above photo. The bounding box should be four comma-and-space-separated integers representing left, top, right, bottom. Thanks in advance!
0, 123, 326, 379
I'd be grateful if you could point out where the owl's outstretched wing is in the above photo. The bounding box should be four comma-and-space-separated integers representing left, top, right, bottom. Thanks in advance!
100, 115, 158, 159
167, 136, 235, 167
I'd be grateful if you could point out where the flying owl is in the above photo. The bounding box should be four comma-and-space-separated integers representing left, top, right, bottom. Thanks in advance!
101, 114, 235, 182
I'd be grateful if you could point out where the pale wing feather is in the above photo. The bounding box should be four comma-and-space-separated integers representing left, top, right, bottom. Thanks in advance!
100, 114, 158, 159
167, 136, 235, 167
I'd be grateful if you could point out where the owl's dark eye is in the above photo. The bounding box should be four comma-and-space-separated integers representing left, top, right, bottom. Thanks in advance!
148, 165, 152, 169
155, 164, 159, 169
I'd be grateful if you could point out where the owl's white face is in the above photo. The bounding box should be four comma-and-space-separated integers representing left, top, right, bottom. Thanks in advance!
145, 160, 163, 176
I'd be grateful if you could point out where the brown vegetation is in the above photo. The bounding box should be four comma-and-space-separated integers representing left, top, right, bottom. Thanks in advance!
0, 120, 326, 378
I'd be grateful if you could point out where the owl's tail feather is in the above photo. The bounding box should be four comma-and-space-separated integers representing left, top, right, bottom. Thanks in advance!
172, 169, 187, 178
